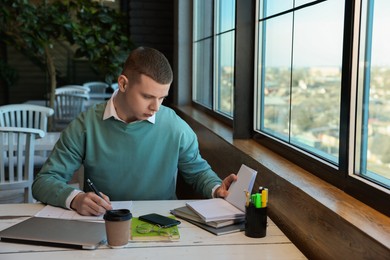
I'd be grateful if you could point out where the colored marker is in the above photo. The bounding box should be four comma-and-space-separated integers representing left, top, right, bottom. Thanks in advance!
261, 188, 268, 207
255, 193, 262, 208
244, 190, 250, 207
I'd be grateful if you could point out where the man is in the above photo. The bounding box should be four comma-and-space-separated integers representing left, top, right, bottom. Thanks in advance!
32, 47, 237, 216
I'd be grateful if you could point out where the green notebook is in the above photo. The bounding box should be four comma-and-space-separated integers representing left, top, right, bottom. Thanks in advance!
131, 216, 180, 241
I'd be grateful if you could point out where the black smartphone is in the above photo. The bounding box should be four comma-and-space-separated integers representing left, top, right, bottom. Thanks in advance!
138, 213, 181, 228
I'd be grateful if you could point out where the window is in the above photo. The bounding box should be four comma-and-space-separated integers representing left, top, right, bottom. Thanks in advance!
355, 0, 390, 188
193, 0, 235, 118
255, 0, 390, 193
187, 0, 389, 214
256, 0, 344, 163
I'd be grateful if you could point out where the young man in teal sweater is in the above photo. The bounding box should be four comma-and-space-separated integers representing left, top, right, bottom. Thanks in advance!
32, 47, 237, 216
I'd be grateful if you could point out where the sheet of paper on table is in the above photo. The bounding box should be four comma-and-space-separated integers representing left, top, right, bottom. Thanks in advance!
35, 201, 133, 221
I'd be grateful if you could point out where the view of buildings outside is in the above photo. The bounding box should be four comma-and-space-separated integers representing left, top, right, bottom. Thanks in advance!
357, 0, 390, 185
257, 0, 343, 163
257, 0, 389, 187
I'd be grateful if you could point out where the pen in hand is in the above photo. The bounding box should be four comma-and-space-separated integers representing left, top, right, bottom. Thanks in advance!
86, 178, 103, 199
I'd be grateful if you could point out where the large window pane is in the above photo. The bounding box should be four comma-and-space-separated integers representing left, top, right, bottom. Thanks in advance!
256, 0, 344, 163
258, 15, 293, 141
216, 31, 234, 116
218, 0, 235, 32
356, 0, 390, 188
193, 0, 235, 117
290, 1, 344, 162
193, 40, 213, 108
259, 0, 293, 19
194, 0, 213, 40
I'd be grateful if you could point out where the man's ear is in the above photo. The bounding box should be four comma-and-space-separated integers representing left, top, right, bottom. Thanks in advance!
118, 75, 128, 91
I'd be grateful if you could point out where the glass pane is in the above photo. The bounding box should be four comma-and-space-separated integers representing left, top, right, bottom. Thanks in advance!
193, 40, 213, 108
216, 31, 235, 116
290, 0, 344, 162
194, 0, 213, 40
295, 0, 318, 7
356, 0, 390, 188
257, 15, 293, 141
259, 0, 293, 19
218, 0, 235, 32
256, 0, 344, 162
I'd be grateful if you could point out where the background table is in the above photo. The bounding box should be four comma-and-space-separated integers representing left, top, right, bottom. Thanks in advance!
0, 201, 307, 259
35, 132, 60, 152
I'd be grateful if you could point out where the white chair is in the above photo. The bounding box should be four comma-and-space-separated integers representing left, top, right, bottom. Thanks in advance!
54, 93, 89, 130
0, 126, 45, 203
0, 104, 55, 166
56, 85, 90, 95
83, 81, 109, 100
110, 83, 118, 91
83, 81, 109, 94
0, 104, 54, 132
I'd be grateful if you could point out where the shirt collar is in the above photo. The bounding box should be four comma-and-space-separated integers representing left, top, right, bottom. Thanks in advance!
103, 90, 156, 124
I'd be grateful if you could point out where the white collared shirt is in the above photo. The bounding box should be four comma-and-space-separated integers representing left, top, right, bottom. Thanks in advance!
102, 90, 155, 124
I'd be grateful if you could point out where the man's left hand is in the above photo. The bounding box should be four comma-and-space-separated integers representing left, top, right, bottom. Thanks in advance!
214, 173, 238, 198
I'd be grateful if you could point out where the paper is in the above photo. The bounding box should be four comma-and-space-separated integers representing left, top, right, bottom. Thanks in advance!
170, 206, 244, 228
35, 201, 133, 221
225, 164, 257, 211
186, 164, 257, 222
186, 198, 244, 222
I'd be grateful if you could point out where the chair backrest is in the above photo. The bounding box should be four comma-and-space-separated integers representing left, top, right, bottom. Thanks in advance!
82, 81, 109, 94
0, 127, 45, 203
110, 83, 119, 91
54, 93, 89, 123
55, 85, 90, 95
0, 104, 54, 132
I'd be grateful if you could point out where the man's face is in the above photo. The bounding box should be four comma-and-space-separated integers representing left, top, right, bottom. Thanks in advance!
119, 74, 170, 122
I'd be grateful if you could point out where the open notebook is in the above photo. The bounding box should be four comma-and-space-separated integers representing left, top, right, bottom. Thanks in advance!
186, 164, 257, 222
0, 217, 106, 250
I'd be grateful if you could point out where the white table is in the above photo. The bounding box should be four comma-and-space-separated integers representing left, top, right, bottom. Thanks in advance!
35, 132, 60, 152
2, 131, 60, 153
0, 201, 307, 259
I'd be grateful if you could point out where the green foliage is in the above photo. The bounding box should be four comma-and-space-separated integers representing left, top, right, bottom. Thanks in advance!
70, 0, 134, 83
0, 0, 133, 84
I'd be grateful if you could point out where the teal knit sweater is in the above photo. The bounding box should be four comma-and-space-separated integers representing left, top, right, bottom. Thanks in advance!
32, 103, 222, 208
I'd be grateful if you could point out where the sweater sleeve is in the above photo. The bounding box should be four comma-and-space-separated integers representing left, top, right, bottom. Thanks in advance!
32, 117, 86, 208
177, 120, 222, 198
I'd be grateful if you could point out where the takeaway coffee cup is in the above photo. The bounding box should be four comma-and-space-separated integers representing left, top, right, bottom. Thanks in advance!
104, 209, 132, 248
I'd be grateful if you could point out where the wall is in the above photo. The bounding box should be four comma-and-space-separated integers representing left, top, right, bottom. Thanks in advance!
128, 0, 175, 105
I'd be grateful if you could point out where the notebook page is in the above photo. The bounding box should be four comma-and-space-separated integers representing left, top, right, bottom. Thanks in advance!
35, 201, 133, 221
186, 198, 244, 222
225, 164, 257, 212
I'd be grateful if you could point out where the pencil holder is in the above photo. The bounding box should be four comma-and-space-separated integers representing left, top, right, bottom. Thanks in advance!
245, 205, 267, 238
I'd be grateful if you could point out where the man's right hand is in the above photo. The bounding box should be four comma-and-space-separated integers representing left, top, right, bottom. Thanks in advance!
70, 192, 112, 216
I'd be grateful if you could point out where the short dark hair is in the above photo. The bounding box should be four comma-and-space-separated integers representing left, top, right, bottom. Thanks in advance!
121, 47, 173, 85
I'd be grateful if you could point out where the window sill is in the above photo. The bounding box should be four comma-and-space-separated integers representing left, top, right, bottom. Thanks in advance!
175, 105, 390, 259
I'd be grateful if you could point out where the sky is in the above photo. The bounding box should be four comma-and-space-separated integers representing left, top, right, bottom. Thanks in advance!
217, 0, 390, 68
